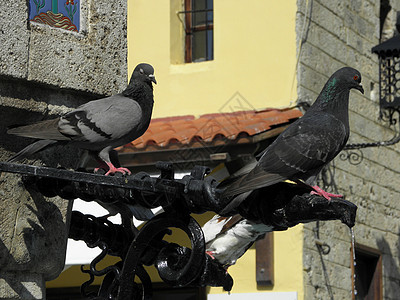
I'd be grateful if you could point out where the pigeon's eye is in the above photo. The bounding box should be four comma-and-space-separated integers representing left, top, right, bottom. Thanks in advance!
353, 75, 359, 81
140, 69, 144, 74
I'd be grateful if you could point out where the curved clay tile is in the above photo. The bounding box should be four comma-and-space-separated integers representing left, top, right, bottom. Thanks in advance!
123, 108, 302, 150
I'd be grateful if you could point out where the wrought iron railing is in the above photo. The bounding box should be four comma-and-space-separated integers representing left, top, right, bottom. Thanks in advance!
0, 161, 357, 299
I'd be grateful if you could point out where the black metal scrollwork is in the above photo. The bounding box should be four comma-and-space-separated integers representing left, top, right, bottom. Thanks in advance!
68, 210, 232, 299
117, 213, 205, 298
0, 161, 357, 299
339, 107, 400, 165
339, 149, 364, 165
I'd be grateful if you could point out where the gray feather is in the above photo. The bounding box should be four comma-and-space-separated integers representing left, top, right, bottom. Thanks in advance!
7, 118, 68, 140
8, 140, 58, 162
221, 165, 285, 198
219, 191, 252, 215
129, 204, 155, 221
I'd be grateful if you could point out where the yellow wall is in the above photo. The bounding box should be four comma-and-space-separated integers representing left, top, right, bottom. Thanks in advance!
47, 256, 121, 288
128, 0, 298, 118
208, 225, 304, 299
127, 0, 305, 293
48, 1, 305, 297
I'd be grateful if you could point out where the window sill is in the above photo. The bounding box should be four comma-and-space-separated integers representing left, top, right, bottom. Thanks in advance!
169, 60, 215, 74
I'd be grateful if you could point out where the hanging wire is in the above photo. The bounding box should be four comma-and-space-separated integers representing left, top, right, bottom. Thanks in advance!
340, 108, 400, 165
314, 221, 335, 300
314, 160, 336, 299
290, 0, 313, 102
345, 108, 400, 150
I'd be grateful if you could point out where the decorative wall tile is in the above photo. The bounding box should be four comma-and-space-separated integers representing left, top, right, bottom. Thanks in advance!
29, 0, 80, 32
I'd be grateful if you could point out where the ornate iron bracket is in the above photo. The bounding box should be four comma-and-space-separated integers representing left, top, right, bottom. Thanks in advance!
340, 107, 400, 165
0, 161, 357, 299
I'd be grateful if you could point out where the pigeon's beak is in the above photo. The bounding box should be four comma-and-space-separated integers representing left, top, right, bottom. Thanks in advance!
149, 74, 157, 84
355, 84, 364, 94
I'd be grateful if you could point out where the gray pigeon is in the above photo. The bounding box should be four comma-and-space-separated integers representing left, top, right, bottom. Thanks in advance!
219, 67, 364, 209
8, 63, 156, 176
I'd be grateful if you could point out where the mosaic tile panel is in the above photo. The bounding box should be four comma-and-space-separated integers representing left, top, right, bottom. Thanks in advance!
29, 0, 80, 32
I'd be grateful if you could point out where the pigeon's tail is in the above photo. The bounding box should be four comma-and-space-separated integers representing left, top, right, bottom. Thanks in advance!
219, 191, 252, 215
129, 204, 155, 221
8, 140, 58, 162
7, 118, 68, 140
219, 165, 285, 198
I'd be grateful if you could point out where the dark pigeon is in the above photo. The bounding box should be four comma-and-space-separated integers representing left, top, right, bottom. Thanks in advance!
7, 63, 156, 176
219, 67, 364, 211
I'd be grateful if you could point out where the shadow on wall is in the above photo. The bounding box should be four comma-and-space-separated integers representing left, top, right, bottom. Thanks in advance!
0, 77, 102, 109
0, 105, 83, 168
0, 77, 103, 165
0, 240, 36, 298
0, 187, 69, 297
0, 105, 58, 156
377, 228, 400, 297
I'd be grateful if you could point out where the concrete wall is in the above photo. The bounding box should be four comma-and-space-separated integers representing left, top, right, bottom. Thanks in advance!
0, 1, 127, 298
296, 0, 400, 299
0, 0, 127, 94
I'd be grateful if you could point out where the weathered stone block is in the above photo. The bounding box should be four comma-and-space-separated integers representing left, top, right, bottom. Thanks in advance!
317, 0, 346, 20
0, 1, 128, 298
306, 24, 348, 62
312, 1, 347, 41
0, 272, 44, 300
298, 64, 330, 94
27, 2, 127, 95
298, 1, 400, 297
0, 1, 29, 79
300, 43, 344, 76
2, 0, 127, 95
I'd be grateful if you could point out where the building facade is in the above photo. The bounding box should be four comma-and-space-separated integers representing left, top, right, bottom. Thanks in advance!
298, 0, 400, 299
123, 0, 400, 299
1, 0, 400, 299
0, 0, 127, 298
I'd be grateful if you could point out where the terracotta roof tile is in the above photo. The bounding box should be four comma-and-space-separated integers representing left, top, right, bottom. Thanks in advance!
121, 108, 302, 150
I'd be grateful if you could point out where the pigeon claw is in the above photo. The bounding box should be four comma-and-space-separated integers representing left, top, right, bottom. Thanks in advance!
310, 185, 343, 201
104, 162, 132, 176
206, 250, 216, 260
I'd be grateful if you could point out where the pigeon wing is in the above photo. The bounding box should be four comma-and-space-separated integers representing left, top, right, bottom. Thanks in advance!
58, 94, 142, 145
222, 113, 348, 198
267, 112, 348, 176
7, 118, 69, 140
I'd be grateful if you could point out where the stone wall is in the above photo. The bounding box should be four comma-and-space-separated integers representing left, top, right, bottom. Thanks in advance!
0, 1, 127, 298
296, 0, 400, 299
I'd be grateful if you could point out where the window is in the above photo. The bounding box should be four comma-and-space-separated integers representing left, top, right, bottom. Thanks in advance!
256, 232, 274, 286
184, 0, 214, 63
351, 244, 382, 300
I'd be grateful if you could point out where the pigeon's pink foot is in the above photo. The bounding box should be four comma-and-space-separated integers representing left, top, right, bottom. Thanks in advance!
311, 185, 342, 201
104, 162, 132, 176
206, 250, 216, 260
